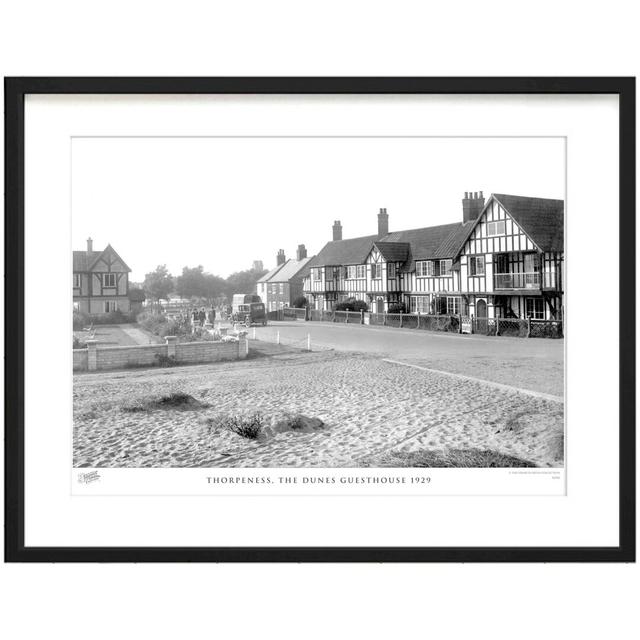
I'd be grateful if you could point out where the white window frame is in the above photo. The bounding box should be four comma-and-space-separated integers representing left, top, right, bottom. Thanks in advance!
487, 220, 506, 236
347, 265, 357, 279
469, 256, 485, 276
371, 263, 382, 279
356, 265, 366, 279
446, 296, 461, 315
104, 300, 118, 313
279, 283, 284, 295
526, 297, 545, 320
438, 260, 452, 277
103, 273, 116, 288
416, 261, 433, 277
387, 263, 396, 278
73, 273, 81, 288
410, 295, 430, 313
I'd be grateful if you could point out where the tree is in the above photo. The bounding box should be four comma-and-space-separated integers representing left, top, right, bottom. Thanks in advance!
143, 265, 174, 310
176, 265, 208, 300
203, 273, 226, 305
176, 266, 226, 304
224, 267, 268, 301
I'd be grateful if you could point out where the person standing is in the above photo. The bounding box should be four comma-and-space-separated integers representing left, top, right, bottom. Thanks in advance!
211, 306, 216, 324
199, 307, 206, 327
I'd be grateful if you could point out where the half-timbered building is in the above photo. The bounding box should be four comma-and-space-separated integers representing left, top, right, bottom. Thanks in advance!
302, 192, 564, 321
455, 193, 564, 324
73, 238, 132, 315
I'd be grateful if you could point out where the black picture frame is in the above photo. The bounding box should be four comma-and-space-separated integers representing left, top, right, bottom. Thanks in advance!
4, 77, 636, 563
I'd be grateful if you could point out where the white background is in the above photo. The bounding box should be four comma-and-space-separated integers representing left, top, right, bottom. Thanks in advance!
1, 2, 638, 640
72, 135, 565, 279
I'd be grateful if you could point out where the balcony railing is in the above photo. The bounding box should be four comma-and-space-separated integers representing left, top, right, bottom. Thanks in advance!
494, 271, 558, 289
494, 272, 540, 289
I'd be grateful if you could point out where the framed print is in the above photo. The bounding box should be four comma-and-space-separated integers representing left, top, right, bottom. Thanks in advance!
4, 77, 635, 562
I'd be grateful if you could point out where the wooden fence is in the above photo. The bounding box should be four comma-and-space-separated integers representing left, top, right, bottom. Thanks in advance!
273, 307, 562, 338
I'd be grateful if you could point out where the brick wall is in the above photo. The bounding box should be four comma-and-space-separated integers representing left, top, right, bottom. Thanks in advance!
96, 344, 166, 370
175, 340, 239, 364
74, 337, 247, 372
73, 349, 88, 371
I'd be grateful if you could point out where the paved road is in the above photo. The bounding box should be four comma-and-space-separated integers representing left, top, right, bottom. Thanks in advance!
252, 321, 564, 397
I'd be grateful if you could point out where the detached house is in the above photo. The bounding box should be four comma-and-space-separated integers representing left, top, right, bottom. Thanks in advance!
257, 245, 314, 311
302, 192, 564, 323
73, 238, 132, 315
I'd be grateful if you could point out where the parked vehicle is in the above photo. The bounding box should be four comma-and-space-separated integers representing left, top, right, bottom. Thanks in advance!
234, 302, 267, 326
232, 293, 262, 315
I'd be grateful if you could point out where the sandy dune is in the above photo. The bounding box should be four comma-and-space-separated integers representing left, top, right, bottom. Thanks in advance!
73, 345, 564, 468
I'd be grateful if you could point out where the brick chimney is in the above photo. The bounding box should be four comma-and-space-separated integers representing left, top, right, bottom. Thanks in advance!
378, 207, 389, 236
332, 220, 342, 241
276, 249, 286, 266
296, 244, 307, 261
87, 237, 93, 253
462, 191, 485, 223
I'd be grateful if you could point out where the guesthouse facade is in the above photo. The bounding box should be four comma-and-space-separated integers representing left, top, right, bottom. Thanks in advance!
301, 192, 564, 322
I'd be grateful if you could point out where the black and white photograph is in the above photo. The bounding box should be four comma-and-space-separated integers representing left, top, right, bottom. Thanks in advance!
7, 77, 632, 565
71, 136, 565, 472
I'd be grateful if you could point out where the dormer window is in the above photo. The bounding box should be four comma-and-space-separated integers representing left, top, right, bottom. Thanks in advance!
103, 273, 116, 287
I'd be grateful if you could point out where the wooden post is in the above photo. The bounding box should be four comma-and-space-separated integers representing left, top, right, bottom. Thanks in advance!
277, 331, 280, 344
458, 314, 462, 334
496, 317, 500, 336
383, 313, 387, 326
399, 313, 403, 328
360, 309, 364, 324
526, 317, 531, 338
345, 311, 348, 324
417, 312, 421, 329
471, 314, 475, 334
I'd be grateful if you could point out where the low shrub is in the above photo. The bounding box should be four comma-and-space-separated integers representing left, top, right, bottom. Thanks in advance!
217, 413, 264, 439
155, 353, 178, 367
73, 310, 91, 330
388, 302, 406, 314
91, 310, 133, 325
292, 295, 309, 308
138, 311, 200, 340
335, 298, 368, 312
121, 392, 208, 412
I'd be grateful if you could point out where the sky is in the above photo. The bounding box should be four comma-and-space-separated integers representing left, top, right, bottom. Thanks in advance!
72, 137, 565, 281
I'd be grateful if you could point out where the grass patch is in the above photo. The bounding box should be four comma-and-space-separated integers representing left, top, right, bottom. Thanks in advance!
121, 392, 209, 413
365, 448, 537, 468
